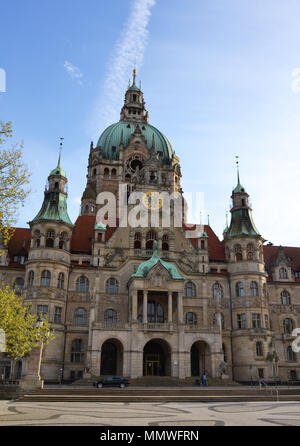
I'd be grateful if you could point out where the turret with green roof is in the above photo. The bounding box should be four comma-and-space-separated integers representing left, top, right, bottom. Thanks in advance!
30, 152, 73, 227
224, 169, 260, 239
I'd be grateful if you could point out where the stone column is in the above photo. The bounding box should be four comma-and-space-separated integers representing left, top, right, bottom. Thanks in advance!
132, 290, 138, 322
143, 291, 148, 323
168, 292, 173, 323
177, 292, 183, 323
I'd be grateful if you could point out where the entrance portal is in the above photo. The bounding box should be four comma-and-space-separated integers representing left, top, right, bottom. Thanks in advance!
143, 339, 171, 376
190, 341, 211, 377
100, 339, 123, 376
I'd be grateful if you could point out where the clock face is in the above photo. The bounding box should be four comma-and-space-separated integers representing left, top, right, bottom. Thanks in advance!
142, 191, 163, 210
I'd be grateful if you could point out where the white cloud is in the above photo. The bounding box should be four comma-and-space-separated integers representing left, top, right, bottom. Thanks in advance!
90, 0, 156, 139
64, 60, 83, 85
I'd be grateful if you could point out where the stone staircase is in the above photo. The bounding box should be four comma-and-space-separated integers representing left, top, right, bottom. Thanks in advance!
16, 385, 300, 403
71, 376, 239, 387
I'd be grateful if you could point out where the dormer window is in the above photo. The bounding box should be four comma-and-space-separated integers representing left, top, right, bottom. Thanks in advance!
279, 267, 288, 279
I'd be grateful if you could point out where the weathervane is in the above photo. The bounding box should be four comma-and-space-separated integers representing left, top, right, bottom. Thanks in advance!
235, 154, 240, 184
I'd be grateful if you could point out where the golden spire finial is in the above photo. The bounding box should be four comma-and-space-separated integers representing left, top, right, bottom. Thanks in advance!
132, 68, 137, 86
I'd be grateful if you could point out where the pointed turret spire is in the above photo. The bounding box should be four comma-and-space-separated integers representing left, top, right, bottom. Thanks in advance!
58, 137, 64, 168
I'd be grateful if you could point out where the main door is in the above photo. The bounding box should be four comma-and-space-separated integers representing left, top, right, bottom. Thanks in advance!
144, 354, 160, 376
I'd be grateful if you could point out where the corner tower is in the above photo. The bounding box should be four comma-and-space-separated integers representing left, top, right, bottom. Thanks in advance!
224, 170, 271, 382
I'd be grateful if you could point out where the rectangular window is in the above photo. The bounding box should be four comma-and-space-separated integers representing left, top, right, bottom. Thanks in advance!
237, 314, 246, 329
295, 272, 300, 278
37, 305, 48, 318
252, 314, 261, 328
54, 307, 62, 324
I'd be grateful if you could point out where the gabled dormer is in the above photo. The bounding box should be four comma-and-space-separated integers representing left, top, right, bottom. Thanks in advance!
272, 246, 292, 281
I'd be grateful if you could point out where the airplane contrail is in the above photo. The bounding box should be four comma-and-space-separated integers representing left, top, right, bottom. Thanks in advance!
91, 0, 156, 140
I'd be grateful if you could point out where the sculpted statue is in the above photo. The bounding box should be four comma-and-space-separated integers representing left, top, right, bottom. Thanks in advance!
218, 361, 228, 375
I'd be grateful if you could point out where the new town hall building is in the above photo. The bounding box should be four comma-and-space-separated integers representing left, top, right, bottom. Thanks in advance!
1, 71, 300, 384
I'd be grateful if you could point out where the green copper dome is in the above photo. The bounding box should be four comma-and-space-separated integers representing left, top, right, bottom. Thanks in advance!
97, 121, 173, 163
131, 241, 185, 280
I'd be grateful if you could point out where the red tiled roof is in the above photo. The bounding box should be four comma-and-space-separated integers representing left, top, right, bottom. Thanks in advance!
182, 223, 226, 261
70, 216, 95, 254
7, 228, 31, 264
70, 216, 119, 254
263, 245, 300, 273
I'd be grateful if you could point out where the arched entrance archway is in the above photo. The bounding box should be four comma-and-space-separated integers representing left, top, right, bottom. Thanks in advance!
143, 339, 171, 376
190, 340, 211, 377
100, 339, 123, 376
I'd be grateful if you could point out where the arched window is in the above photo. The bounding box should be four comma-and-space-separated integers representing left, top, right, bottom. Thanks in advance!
250, 281, 259, 297
283, 318, 294, 334
256, 342, 263, 357
105, 278, 119, 294
281, 290, 291, 305
103, 168, 109, 179
28, 270, 34, 287
46, 230, 55, 248
92, 168, 97, 177
104, 309, 118, 324
40, 270, 51, 287
235, 281, 244, 297
185, 312, 197, 325
76, 275, 89, 292
234, 244, 242, 262
162, 234, 169, 251
247, 243, 254, 260
73, 308, 87, 326
287, 346, 296, 361
71, 339, 84, 363
184, 282, 196, 297
111, 168, 117, 178
134, 232, 142, 249
59, 232, 67, 250
212, 282, 223, 299
146, 231, 157, 250
57, 272, 64, 289
279, 267, 288, 279
14, 277, 24, 294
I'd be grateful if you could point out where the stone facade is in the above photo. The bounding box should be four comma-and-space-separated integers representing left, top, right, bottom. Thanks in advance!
1, 72, 300, 384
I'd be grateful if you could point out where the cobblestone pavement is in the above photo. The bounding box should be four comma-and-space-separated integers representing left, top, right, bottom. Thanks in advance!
0, 400, 300, 426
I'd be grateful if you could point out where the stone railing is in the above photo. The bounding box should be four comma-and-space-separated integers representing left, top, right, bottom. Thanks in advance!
94, 322, 129, 330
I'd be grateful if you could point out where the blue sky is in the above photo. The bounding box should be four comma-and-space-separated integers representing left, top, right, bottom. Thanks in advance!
1, 0, 300, 246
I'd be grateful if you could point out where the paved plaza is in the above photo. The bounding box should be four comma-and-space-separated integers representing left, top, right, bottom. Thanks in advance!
0, 399, 300, 426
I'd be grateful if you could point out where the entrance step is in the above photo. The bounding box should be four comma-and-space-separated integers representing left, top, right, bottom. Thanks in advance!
71, 376, 239, 387
16, 386, 300, 403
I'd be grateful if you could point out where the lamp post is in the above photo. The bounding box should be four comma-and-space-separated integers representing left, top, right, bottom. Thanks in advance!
19, 316, 45, 391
